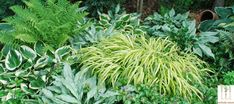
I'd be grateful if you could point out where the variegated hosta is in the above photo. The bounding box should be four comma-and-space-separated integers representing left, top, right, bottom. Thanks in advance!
0, 42, 78, 102
79, 34, 209, 100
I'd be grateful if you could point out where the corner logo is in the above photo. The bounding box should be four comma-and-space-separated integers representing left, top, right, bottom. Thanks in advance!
218, 85, 234, 104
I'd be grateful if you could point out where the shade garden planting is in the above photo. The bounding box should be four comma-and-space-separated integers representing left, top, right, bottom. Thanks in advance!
0, 0, 234, 103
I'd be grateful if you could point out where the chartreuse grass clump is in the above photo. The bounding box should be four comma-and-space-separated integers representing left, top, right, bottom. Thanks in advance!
79, 34, 209, 100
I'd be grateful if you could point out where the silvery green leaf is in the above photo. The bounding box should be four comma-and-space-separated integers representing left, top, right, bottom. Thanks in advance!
19, 45, 37, 61
42, 89, 54, 98
56, 95, 79, 103
86, 87, 97, 103
199, 44, 215, 58
5, 50, 22, 71
169, 9, 175, 17
193, 47, 203, 57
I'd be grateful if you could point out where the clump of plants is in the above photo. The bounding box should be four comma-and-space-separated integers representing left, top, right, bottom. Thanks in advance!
144, 9, 219, 58
0, 0, 89, 49
79, 34, 209, 100
0, 42, 79, 103
41, 63, 119, 104
200, 6, 234, 71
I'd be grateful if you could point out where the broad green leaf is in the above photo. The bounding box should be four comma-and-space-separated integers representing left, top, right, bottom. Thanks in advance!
29, 78, 45, 89
169, 9, 175, 17
120, 14, 130, 22
42, 89, 54, 98
215, 7, 233, 18
34, 41, 46, 56
56, 95, 78, 103
63, 63, 74, 80
193, 47, 203, 57
34, 56, 49, 69
5, 50, 22, 71
19, 45, 37, 61
55, 46, 71, 62
198, 44, 215, 58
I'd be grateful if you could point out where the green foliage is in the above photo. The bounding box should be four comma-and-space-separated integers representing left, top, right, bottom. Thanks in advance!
40, 63, 119, 104
0, 43, 78, 103
71, 6, 145, 49
144, 9, 219, 58
118, 85, 189, 104
79, 34, 209, 100
200, 6, 234, 71
223, 71, 234, 85
0, 0, 89, 49
0, 0, 24, 21
81, 0, 125, 18
97, 5, 145, 36
159, 0, 193, 14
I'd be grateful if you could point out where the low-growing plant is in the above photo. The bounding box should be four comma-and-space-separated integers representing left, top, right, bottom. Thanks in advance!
118, 84, 189, 104
223, 71, 234, 85
40, 63, 119, 104
144, 9, 219, 58
0, 43, 78, 103
0, 0, 89, 49
79, 34, 209, 100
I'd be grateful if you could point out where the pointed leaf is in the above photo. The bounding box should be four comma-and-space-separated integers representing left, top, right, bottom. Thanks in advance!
5, 50, 22, 71
20, 45, 37, 61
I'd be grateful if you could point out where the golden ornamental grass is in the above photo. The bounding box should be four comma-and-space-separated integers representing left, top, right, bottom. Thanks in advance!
79, 34, 209, 100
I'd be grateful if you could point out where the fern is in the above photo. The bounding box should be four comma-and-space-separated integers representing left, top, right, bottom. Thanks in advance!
0, 0, 88, 49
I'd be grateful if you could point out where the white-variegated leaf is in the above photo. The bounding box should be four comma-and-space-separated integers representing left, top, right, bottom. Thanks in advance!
55, 46, 71, 62
34, 41, 46, 56
20, 45, 37, 61
34, 56, 49, 69
5, 50, 22, 71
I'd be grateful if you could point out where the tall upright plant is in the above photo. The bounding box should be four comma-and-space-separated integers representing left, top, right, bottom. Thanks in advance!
0, 0, 89, 49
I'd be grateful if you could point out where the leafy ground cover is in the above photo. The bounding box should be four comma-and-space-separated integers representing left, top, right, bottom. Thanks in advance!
0, 0, 234, 103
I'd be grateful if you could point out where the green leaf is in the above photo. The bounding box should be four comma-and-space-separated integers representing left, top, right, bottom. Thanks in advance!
34, 56, 50, 69
29, 78, 45, 89
215, 7, 233, 18
19, 45, 37, 61
42, 89, 54, 98
120, 14, 130, 22
55, 46, 71, 62
63, 63, 74, 80
169, 9, 175, 17
56, 95, 78, 103
193, 47, 203, 57
34, 41, 46, 56
5, 50, 23, 71
198, 44, 215, 58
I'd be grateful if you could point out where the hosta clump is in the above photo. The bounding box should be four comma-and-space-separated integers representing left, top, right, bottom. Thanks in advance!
0, 43, 78, 103
97, 5, 145, 35
41, 63, 119, 104
144, 9, 219, 58
79, 34, 209, 99
200, 6, 234, 71
0, 0, 89, 49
